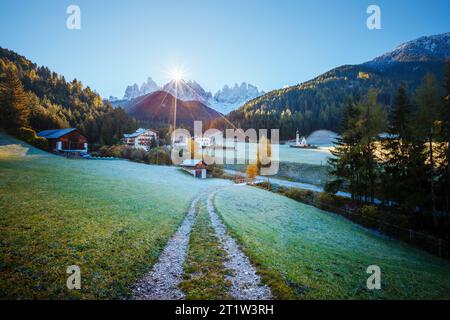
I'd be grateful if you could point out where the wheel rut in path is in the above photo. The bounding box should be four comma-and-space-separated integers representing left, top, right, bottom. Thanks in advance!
132, 195, 201, 300
207, 191, 272, 300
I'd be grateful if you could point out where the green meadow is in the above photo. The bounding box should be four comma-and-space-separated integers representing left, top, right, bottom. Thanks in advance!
0, 133, 230, 299
2, 133, 450, 300
214, 186, 450, 299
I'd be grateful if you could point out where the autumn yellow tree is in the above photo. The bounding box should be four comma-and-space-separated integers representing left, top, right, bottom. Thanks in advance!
189, 137, 201, 159
246, 164, 258, 182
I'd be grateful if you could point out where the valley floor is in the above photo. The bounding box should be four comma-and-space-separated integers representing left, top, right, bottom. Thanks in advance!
1, 133, 450, 299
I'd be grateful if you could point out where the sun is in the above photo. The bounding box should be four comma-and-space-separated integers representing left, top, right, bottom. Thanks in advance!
169, 68, 186, 82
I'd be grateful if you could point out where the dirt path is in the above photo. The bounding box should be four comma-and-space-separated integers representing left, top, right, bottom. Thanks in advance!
132, 195, 201, 300
207, 191, 272, 300
132, 188, 272, 300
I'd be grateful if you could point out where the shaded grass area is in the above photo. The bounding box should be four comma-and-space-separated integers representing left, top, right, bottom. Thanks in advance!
180, 195, 232, 300
0, 136, 230, 299
214, 186, 450, 299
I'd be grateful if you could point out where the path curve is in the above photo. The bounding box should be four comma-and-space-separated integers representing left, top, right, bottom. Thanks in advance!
207, 191, 272, 300
132, 195, 201, 300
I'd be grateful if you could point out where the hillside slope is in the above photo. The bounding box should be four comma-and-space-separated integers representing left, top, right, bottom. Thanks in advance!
0, 47, 137, 145
225, 33, 450, 139
127, 90, 222, 129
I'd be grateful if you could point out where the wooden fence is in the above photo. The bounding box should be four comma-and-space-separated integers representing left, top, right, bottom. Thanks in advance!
319, 203, 450, 260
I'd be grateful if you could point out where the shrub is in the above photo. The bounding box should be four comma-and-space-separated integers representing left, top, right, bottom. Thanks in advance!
207, 164, 224, 178
285, 188, 315, 205
109, 145, 127, 158
129, 148, 146, 163
16, 127, 36, 141
32, 136, 48, 150
14, 127, 48, 150
324, 179, 343, 194
256, 181, 270, 190
315, 192, 340, 210
145, 147, 172, 165
361, 205, 379, 219
93, 144, 127, 158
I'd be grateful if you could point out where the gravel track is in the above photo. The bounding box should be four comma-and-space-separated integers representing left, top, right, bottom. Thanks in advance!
132, 188, 272, 300
132, 195, 201, 300
207, 191, 272, 300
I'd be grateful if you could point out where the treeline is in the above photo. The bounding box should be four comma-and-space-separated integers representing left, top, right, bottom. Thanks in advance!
0, 47, 138, 147
220, 62, 446, 139
94, 144, 172, 165
327, 60, 450, 238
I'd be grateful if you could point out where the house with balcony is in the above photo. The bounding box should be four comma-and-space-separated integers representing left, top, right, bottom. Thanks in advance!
123, 128, 159, 151
37, 128, 88, 155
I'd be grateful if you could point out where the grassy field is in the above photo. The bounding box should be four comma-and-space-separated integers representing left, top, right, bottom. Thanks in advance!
2, 132, 450, 300
278, 144, 332, 165
180, 194, 232, 299
214, 186, 450, 299
212, 141, 332, 165
0, 133, 230, 299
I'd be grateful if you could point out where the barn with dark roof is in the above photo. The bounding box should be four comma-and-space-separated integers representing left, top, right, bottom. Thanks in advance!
37, 128, 88, 154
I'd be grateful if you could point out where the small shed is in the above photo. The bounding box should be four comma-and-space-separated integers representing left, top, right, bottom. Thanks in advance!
37, 128, 88, 154
180, 159, 207, 179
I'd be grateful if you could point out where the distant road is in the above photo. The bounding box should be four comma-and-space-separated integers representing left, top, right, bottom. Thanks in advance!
223, 169, 384, 204
223, 169, 352, 199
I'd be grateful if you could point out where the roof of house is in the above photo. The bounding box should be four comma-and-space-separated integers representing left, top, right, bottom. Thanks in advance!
37, 128, 78, 139
124, 128, 158, 139
180, 159, 206, 167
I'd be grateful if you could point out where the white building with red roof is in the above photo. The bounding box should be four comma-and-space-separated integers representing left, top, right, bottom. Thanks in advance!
123, 128, 158, 151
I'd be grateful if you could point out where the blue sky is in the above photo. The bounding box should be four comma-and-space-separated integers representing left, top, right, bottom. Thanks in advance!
0, 0, 449, 98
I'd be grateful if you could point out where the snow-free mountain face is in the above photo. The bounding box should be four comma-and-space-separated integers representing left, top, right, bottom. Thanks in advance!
123, 77, 160, 100
162, 79, 213, 104
121, 78, 264, 114
366, 32, 450, 68
127, 90, 221, 130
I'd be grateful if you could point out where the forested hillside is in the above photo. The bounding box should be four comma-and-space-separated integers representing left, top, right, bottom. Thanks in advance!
0, 47, 138, 146
222, 33, 450, 140
223, 61, 446, 140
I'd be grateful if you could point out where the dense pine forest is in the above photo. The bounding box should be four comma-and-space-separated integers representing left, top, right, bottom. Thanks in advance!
222, 61, 447, 139
0, 47, 138, 147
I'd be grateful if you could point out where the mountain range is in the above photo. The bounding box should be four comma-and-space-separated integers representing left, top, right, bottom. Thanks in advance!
126, 90, 221, 129
116, 79, 265, 114
3, 31, 447, 141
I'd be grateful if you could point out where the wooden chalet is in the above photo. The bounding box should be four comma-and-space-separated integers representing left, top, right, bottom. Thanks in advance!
37, 128, 88, 154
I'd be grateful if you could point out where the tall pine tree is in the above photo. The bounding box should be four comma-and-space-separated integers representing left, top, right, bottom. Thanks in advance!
438, 59, 450, 212
0, 68, 30, 130
383, 85, 427, 213
354, 89, 387, 203
383, 86, 413, 207
415, 74, 442, 222
327, 99, 362, 200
